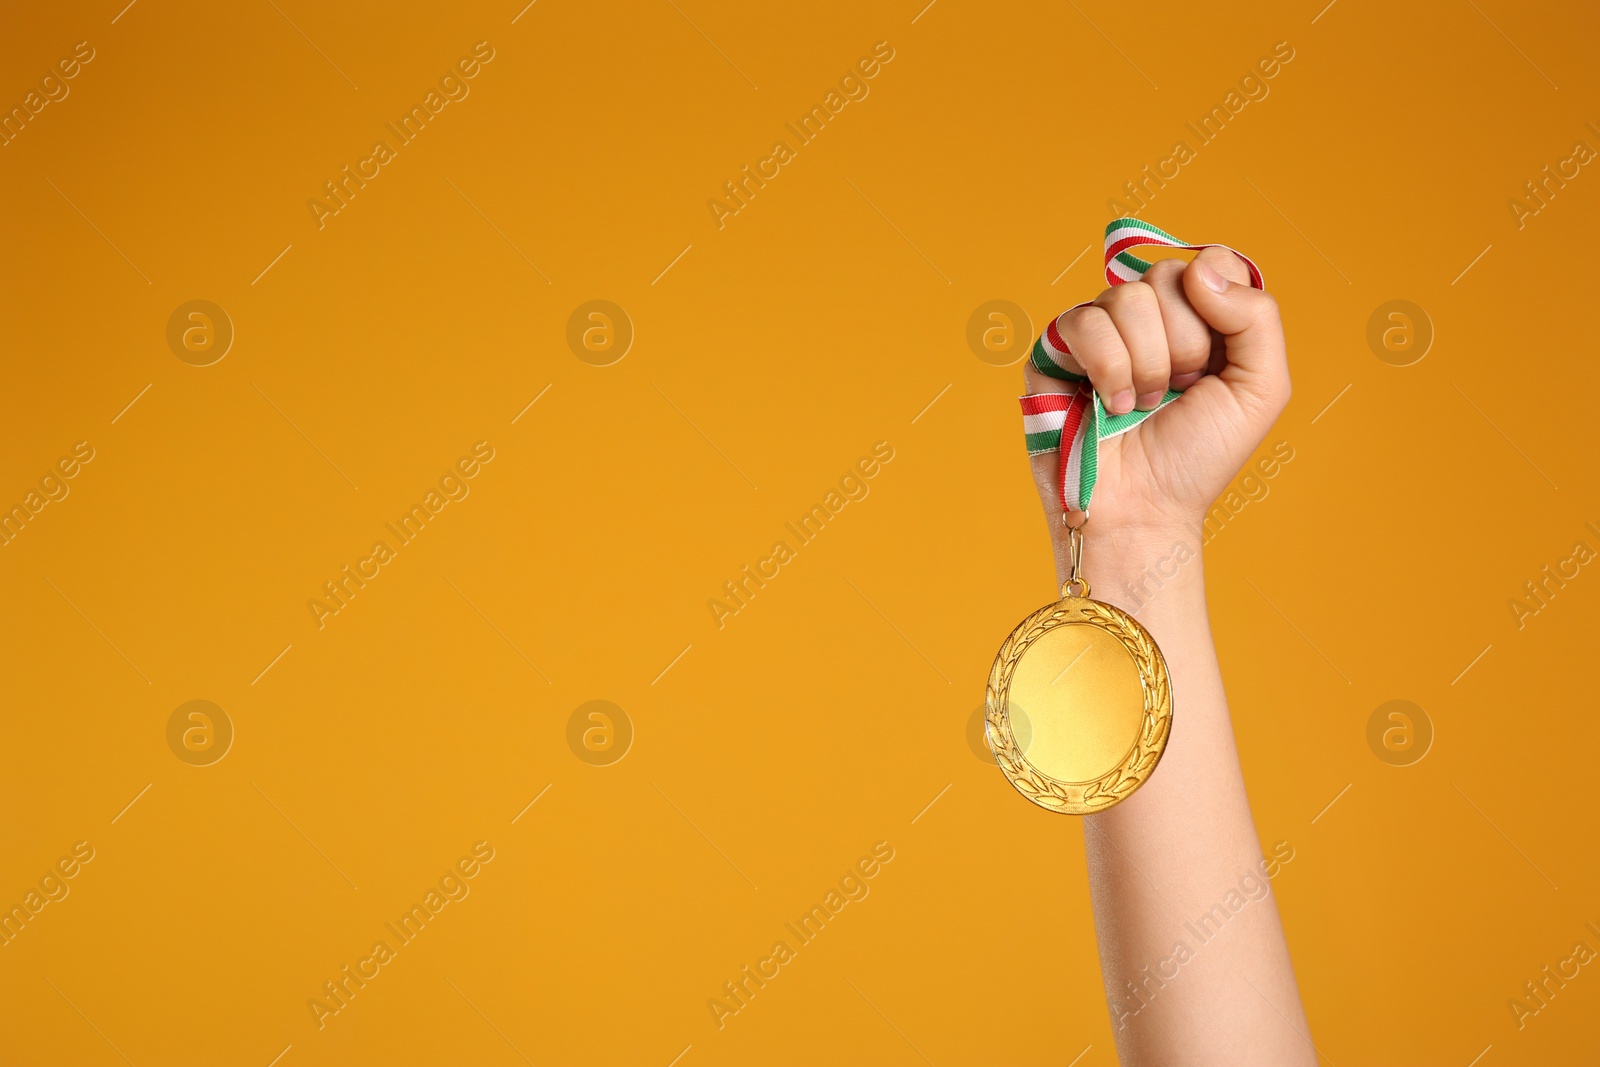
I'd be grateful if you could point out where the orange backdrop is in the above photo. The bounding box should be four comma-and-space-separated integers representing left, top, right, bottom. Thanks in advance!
2, 1, 1597, 1064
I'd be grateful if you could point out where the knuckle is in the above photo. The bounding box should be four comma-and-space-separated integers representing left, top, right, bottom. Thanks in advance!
1132, 349, 1170, 374
1074, 340, 1126, 378
1248, 290, 1283, 329
1169, 316, 1211, 354
1143, 258, 1185, 284
1059, 305, 1103, 344
1076, 342, 1119, 373
1089, 317, 1126, 351
1060, 304, 1094, 329
1100, 280, 1155, 309
1131, 362, 1170, 390
1170, 336, 1210, 369
1066, 304, 1111, 337
1092, 284, 1122, 311
1195, 246, 1250, 284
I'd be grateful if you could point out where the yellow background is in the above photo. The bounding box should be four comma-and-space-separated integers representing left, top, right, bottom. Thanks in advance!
2, 1, 1597, 1063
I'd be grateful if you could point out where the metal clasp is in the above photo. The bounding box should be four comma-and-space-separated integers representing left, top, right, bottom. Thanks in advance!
1062, 523, 1091, 599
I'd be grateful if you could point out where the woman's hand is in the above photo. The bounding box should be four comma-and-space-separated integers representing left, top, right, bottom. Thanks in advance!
1026, 246, 1290, 552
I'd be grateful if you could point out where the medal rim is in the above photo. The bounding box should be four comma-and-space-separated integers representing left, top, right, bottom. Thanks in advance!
985, 594, 1172, 815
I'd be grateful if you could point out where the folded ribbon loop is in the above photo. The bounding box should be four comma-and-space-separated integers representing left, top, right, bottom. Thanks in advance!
1021, 218, 1264, 516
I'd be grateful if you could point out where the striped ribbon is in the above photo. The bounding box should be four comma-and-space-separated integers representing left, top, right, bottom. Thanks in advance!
1022, 218, 1264, 517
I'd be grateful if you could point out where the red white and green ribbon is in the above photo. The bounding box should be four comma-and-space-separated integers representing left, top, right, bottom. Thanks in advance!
1023, 217, 1264, 516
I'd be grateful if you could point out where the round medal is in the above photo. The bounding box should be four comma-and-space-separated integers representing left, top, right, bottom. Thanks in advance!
985, 576, 1172, 814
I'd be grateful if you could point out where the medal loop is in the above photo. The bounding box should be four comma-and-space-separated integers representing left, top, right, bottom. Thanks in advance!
1062, 525, 1091, 600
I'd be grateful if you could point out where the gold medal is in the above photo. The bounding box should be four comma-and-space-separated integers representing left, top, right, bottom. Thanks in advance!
985, 526, 1171, 814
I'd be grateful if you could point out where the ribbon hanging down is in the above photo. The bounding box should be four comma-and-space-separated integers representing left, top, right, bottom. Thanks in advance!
1021, 218, 1264, 517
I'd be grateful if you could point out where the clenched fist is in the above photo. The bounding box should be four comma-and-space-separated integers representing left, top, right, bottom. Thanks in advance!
1026, 245, 1290, 556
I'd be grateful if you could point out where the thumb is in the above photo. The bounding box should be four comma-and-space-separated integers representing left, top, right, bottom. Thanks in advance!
1181, 245, 1288, 394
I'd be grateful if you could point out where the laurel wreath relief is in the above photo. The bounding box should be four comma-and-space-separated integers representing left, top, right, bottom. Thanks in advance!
984, 598, 1172, 814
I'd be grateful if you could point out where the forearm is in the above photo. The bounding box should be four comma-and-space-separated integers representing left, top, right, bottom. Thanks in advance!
1064, 527, 1313, 1066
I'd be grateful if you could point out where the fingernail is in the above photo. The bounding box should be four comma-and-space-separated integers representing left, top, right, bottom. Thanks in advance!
1109, 390, 1135, 414
1135, 391, 1163, 410
1197, 262, 1228, 293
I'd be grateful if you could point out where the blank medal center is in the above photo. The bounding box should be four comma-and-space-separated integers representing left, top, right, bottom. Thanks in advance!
1008, 626, 1145, 783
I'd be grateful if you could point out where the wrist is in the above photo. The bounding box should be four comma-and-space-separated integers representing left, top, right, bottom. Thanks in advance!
1050, 521, 1206, 616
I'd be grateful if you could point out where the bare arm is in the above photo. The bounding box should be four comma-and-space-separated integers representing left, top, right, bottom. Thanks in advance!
1075, 536, 1311, 1065
1024, 246, 1312, 1064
